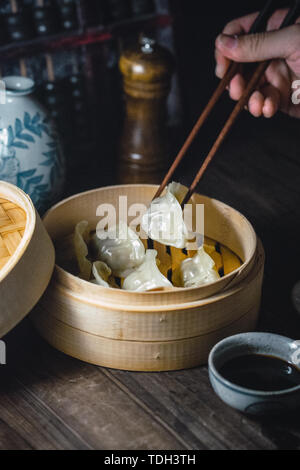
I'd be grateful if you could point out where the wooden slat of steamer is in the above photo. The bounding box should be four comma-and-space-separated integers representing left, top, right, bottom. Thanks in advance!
2, 231, 23, 256
1, 201, 17, 211
0, 235, 9, 259
6, 207, 27, 224
0, 207, 26, 233
203, 237, 222, 272
221, 245, 242, 276
154, 241, 172, 278
0, 207, 10, 228
153, 239, 239, 286
0, 256, 11, 270
0, 198, 26, 267
0, 222, 27, 234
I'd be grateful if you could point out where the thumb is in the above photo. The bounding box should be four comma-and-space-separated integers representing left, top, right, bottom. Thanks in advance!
216, 24, 300, 63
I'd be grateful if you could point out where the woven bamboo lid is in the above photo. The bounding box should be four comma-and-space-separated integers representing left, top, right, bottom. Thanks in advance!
0, 181, 55, 337
0, 197, 26, 271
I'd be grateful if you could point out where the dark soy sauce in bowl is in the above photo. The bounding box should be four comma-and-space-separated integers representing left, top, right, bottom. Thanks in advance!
219, 355, 300, 392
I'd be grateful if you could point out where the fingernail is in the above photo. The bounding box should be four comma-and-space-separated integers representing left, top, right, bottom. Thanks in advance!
218, 34, 238, 49
215, 64, 225, 77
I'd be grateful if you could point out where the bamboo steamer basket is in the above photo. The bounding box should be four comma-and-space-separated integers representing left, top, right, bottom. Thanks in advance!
31, 185, 264, 371
0, 181, 55, 337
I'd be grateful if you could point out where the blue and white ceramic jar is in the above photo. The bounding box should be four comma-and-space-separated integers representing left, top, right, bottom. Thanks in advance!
0, 76, 65, 213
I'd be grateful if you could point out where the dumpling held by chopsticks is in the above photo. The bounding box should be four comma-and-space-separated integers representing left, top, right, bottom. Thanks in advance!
141, 182, 189, 249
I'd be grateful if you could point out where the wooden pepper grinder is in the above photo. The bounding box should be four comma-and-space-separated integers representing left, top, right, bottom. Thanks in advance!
118, 36, 174, 184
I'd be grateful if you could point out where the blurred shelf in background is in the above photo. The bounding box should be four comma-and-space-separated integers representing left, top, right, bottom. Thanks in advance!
0, 0, 181, 198
0, 12, 172, 60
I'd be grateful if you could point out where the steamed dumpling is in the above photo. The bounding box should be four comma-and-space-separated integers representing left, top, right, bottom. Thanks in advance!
180, 246, 220, 288
91, 221, 145, 278
123, 250, 173, 292
74, 220, 92, 281
141, 182, 189, 249
92, 261, 112, 288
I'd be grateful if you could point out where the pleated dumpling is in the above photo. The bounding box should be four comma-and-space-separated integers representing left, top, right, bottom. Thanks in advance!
141, 182, 189, 249
91, 261, 112, 288
74, 220, 92, 281
180, 246, 220, 288
91, 221, 145, 278
123, 250, 173, 292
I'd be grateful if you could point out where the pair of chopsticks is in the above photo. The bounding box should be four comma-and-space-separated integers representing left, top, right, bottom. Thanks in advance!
154, 0, 300, 208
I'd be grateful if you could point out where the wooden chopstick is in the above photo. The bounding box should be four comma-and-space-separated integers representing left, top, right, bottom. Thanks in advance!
180, 0, 300, 208
180, 62, 269, 207
153, 0, 276, 200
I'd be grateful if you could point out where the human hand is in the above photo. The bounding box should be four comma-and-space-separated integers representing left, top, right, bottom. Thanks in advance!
215, 9, 300, 118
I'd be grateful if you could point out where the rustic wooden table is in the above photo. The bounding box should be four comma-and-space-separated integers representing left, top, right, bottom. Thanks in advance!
1, 111, 300, 450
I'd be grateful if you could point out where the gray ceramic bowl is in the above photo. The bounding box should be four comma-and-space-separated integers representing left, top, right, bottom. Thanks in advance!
208, 332, 300, 415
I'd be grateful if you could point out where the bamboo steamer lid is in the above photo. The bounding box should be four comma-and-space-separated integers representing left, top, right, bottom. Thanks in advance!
0, 196, 26, 271
0, 181, 55, 337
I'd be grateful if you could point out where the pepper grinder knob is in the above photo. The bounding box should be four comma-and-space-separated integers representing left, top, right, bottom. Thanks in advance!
140, 36, 156, 54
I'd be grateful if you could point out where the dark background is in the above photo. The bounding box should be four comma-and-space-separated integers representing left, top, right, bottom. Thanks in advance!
171, 0, 294, 151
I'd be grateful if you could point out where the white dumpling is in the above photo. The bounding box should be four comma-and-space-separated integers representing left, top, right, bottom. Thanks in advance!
141, 182, 189, 249
91, 221, 145, 278
181, 246, 220, 288
123, 250, 173, 292
91, 261, 111, 288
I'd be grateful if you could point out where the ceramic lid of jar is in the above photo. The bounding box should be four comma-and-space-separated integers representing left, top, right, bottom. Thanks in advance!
3, 76, 35, 96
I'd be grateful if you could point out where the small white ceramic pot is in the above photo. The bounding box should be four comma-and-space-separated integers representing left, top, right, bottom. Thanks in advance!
0, 76, 65, 213
209, 332, 300, 415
